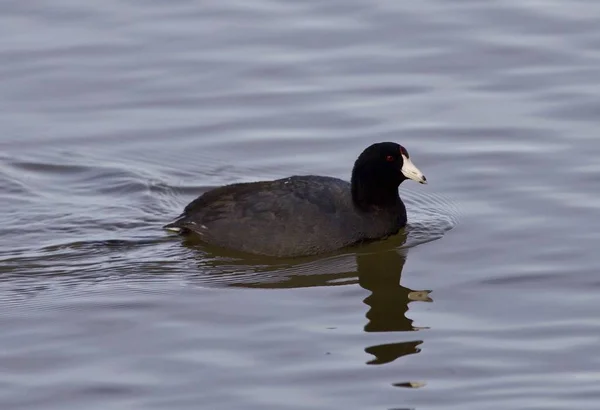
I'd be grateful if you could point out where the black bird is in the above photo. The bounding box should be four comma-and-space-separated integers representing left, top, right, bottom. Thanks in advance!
164, 142, 427, 257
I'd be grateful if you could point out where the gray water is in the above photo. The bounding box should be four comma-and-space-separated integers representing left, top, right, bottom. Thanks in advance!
1, 0, 600, 409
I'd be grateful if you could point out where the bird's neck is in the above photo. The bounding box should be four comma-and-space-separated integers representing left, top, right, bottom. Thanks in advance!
351, 173, 401, 211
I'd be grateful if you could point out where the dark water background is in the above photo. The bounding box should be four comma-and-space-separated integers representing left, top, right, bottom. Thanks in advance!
2, 0, 600, 409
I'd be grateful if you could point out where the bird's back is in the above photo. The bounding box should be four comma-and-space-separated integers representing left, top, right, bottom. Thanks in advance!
166, 175, 405, 257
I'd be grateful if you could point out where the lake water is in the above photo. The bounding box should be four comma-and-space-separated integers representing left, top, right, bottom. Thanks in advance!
1, 0, 600, 409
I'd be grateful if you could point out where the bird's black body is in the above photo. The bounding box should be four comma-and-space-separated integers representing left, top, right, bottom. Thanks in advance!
164, 142, 426, 257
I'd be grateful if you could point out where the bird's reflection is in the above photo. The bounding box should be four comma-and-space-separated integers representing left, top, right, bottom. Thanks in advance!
358, 248, 429, 333
365, 340, 423, 366
357, 247, 430, 365
187, 231, 431, 365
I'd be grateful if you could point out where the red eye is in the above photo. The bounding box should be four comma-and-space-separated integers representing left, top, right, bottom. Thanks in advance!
386, 155, 395, 162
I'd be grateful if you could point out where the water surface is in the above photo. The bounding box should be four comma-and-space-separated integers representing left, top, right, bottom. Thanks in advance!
1, 0, 600, 409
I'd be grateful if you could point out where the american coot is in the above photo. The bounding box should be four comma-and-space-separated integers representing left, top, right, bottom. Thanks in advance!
164, 142, 427, 257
